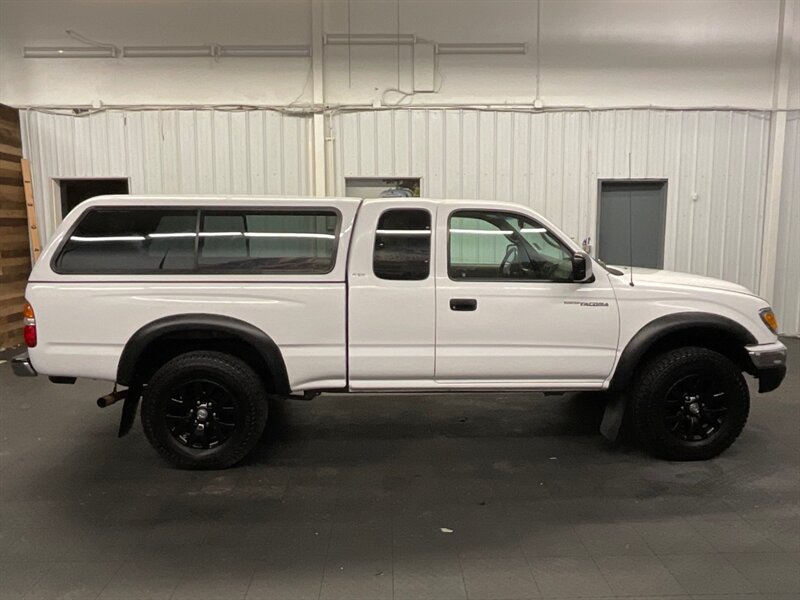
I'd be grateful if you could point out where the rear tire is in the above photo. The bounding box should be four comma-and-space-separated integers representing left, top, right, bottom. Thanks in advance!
141, 351, 268, 469
631, 346, 749, 461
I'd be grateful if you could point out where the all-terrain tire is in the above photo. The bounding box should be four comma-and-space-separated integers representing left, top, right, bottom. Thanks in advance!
631, 346, 749, 461
141, 351, 268, 469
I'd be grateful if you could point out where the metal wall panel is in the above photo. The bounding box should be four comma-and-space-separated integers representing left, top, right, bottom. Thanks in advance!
20, 106, 796, 334
774, 111, 800, 336
333, 108, 772, 296
20, 109, 310, 243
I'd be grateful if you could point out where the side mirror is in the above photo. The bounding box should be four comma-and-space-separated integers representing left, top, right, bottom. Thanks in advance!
572, 252, 593, 283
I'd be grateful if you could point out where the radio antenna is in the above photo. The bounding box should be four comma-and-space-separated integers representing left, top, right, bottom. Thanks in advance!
628, 191, 635, 286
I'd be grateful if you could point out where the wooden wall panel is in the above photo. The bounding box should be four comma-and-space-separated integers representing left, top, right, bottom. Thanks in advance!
0, 104, 31, 349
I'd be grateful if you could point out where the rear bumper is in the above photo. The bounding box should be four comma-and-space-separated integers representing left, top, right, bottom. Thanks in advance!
746, 341, 787, 393
11, 352, 37, 377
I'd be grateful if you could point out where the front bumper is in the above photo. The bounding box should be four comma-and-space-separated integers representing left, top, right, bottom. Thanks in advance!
11, 353, 37, 377
746, 341, 787, 393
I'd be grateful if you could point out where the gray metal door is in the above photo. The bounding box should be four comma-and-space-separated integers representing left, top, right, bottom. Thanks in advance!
598, 181, 667, 269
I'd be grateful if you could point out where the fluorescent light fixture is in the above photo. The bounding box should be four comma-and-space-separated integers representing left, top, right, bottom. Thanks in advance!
325, 33, 416, 46
23, 46, 116, 58
123, 45, 214, 58
71, 235, 145, 242
376, 230, 432, 236
436, 42, 527, 55
148, 232, 197, 239
218, 45, 310, 57
450, 228, 546, 235
148, 231, 333, 239
244, 232, 335, 239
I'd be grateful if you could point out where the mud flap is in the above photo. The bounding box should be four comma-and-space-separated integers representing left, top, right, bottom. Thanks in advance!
118, 385, 142, 438
600, 393, 627, 442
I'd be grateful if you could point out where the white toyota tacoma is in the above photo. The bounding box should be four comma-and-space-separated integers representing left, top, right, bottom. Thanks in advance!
13, 195, 787, 469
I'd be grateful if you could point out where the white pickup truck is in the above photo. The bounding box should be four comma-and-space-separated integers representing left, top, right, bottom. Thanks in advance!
13, 195, 787, 469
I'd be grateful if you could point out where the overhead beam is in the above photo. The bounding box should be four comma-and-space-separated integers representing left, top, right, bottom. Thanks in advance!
310, 0, 327, 197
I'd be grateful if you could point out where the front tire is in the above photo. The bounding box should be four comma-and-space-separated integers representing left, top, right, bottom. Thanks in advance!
141, 351, 268, 469
631, 346, 749, 461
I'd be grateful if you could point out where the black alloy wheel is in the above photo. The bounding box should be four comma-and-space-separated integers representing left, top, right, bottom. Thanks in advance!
141, 351, 268, 469
662, 373, 730, 442
631, 346, 749, 461
164, 379, 242, 450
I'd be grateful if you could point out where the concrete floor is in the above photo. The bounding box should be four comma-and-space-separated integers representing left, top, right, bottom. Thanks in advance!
0, 339, 798, 600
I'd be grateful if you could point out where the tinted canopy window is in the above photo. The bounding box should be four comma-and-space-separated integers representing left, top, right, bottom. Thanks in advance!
55, 207, 340, 275
55, 209, 197, 273
373, 209, 431, 280
197, 210, 338, 273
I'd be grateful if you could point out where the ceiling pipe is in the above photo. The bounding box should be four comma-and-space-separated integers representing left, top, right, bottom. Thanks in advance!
25, 44, 311, 59
123, 45, 214, 58
436, 43, 527, 55
325, 33, 416, 45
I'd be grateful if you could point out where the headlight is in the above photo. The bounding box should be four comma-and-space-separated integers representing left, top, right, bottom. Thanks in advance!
759, 307, 778, 334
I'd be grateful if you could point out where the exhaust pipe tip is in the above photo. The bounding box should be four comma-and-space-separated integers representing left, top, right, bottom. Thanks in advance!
97, 389, 127, 408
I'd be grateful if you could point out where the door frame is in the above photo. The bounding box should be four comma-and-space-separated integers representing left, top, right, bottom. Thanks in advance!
595, 178, 668, 269
343, 175, 424, 198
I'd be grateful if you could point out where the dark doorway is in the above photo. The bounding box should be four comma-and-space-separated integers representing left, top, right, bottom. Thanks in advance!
345, 177, 421, 198
597, 180, 667, 269
58, 178, 129, 219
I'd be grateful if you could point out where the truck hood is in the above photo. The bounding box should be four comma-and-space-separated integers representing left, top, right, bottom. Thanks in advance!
608, 266, 756, 296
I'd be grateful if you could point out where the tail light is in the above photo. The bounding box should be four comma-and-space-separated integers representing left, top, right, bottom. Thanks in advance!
23, 302, 37, 347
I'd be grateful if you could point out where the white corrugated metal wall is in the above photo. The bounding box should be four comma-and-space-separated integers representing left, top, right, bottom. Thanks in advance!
20, 107, 797, 333
20, 109, 310, 242
333, 109, 772, 295
774, 110, 800, 336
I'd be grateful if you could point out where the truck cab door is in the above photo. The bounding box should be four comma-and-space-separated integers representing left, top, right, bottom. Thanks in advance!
348, 200, 438, 389
434, 204, 620, 389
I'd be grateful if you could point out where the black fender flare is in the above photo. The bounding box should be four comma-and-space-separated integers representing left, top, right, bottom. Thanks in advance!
116, 314, 290, 395
608, 311, 757, 392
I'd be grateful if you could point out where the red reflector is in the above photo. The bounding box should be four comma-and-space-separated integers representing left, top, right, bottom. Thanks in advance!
24, 324, 37, 347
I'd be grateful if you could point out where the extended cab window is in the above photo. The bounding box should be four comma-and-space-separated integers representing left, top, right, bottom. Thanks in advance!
55, 209, 197, 273
449, 210, 573, 282
373, 209, 432, 280
197, 210, 338, 274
